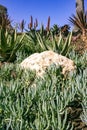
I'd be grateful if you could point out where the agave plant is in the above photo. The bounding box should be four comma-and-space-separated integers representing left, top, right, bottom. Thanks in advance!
0, 28, 25, 62
69, 11, 87, 41
25, 22, 50, 52
47, 32, 72, 56
25, 27, 72, 56
46, 31, 71, 56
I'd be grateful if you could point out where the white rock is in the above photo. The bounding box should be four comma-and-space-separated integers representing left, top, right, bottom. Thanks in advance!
20, 51, 76, 77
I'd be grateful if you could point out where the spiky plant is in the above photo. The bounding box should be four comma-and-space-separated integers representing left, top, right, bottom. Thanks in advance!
69, 11, 87, 41
34, 18, 38, 29
19, 19, 25, 32
0, 14, 12, 32
60, 24, 70, 36
28, 15, 33, 30
51, 24, 60, 36
0, 28, 25, 62
46, 16, 50, 34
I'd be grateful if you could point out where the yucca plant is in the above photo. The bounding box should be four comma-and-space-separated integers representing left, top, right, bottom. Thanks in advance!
69, 11, 87, 41
0, 28, 25, 62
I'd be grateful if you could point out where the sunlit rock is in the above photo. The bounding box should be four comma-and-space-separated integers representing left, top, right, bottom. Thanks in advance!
20, 51, 76, 77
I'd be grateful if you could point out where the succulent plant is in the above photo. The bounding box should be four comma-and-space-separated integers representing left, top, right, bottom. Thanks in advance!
0, 28, 25, 62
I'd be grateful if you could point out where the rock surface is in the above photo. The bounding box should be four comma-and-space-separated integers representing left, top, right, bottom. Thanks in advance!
20, 51, 76, 76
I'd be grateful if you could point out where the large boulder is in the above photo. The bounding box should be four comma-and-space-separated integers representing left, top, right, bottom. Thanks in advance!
20, 51, 76, 77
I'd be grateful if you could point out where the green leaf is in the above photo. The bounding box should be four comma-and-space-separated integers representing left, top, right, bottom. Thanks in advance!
0, 28, 8, 51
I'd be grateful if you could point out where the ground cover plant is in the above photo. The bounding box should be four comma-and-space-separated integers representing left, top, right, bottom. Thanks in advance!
0, 49, 87, 129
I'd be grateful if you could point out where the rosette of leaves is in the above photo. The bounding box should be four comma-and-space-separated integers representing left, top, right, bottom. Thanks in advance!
39, 29, 72, 55
46, 31, 72, 56
0, 28, 25, 62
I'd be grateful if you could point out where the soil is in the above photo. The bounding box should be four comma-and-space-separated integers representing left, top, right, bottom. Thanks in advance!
67, 106, 87, 129
71, 35, 87, 54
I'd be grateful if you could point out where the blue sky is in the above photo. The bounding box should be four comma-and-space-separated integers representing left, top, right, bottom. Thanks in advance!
0, 0, 87, 29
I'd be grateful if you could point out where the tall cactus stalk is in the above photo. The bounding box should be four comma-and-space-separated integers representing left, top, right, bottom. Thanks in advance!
76, 0, 84, 13
74, 0, 85, 32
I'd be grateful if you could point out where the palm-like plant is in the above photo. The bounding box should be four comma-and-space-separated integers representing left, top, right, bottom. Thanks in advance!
69, 11, 87, 41
60, 24, 70, 36
0, 14, 12, 32
51, 24, 59, 36
76, 0, 84, 13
